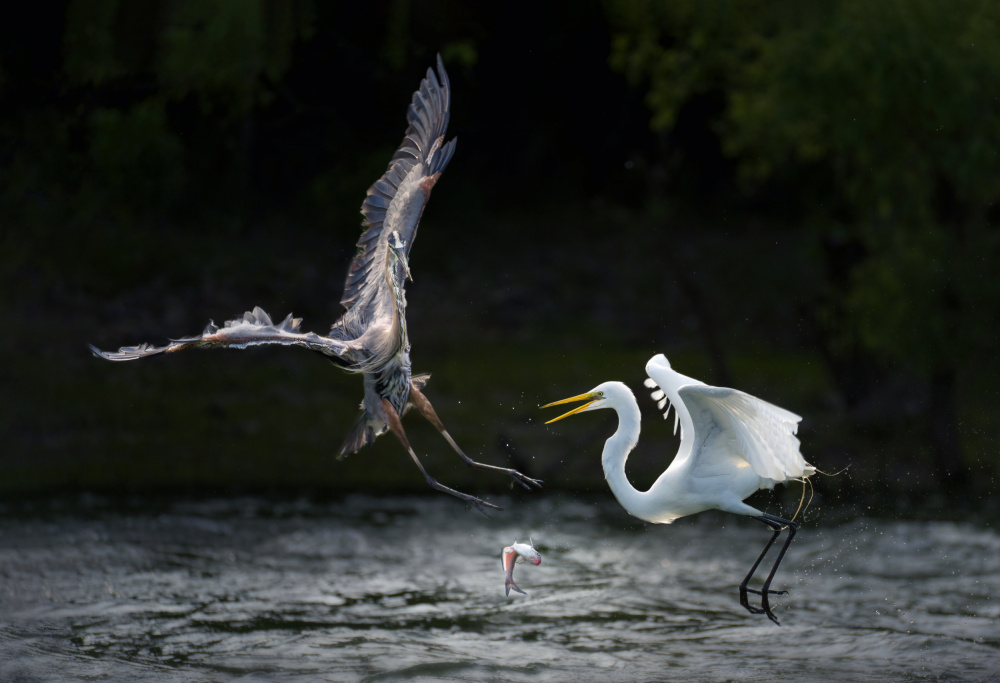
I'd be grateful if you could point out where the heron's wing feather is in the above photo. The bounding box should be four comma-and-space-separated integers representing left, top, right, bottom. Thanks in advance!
90, 307, 362, 363
678, 384, 813, 484
339, 55, 456, 313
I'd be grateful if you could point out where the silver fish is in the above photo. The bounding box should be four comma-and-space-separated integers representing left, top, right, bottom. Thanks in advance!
502, 539, 542, 597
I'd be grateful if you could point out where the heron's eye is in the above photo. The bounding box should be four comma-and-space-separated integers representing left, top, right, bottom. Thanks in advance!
597, 391, 604, 398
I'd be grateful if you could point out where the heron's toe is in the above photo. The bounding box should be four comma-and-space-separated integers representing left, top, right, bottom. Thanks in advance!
512, 472, 543, 490
464, 496, 503, 517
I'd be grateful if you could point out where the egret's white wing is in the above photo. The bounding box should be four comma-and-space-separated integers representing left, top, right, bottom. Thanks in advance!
90, 307, 362, 363
678, 384, 813, 485
338, 55, 457, 319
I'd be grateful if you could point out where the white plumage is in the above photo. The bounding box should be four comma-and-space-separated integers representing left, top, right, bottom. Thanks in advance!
543, 353, 815, 624
645, 353, 814, 492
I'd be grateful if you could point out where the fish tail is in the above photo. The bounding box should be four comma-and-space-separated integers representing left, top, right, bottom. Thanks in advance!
505, 577, 525, 597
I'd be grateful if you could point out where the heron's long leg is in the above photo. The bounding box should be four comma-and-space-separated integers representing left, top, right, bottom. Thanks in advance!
408, 386, 543, 490
739, 514, 798, 626
380, 399, 501, 517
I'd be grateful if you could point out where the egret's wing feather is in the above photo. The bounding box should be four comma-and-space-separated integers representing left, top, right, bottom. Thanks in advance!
339, 55, 456, 314
644, 356, 705, 441
679, 384, 813, 484
90, 306, 362, 363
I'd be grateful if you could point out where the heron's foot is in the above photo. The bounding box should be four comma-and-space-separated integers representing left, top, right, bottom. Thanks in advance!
461, 493, 503, 518
508, 469, 544, 491
422, 473, 503, 518
459, 458, 542, 491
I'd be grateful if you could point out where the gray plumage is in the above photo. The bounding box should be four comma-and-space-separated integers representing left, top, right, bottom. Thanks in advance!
89, 56, 540, 514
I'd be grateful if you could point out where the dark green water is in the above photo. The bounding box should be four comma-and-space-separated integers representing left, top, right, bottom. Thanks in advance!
0, 495, 996, 682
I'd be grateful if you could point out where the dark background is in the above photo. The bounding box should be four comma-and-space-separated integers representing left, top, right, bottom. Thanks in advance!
3, 0, 998, 511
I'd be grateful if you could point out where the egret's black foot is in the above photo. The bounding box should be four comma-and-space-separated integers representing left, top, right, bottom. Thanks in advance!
736, 512, 799, 626
762, 602, 781, 626
739, 588, 763, 613
739, 589, 783, 625
746, 588, 788, 596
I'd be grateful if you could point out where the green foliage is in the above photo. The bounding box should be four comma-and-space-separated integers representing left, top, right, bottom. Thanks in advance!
63, 0, 126, 85
65, 0, 315, 103
86, 101, 185, 216
156, 0, 315, 112
607, 0, 1000, 375
382, 0, 412, 69
55, 0, 318, 225
441, 40, 478, 69
606, 0, 784, 130
723, 0, 1000, 206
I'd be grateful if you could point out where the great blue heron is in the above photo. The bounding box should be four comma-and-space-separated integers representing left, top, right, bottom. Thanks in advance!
90, 56, 540, 514
542, 354, 814, 624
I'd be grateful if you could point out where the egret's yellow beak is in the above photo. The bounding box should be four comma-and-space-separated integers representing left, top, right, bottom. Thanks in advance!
541, 391, 600, 424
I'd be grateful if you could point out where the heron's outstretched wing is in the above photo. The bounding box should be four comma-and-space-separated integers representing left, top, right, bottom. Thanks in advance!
678, 384, 813, 485
90, 306, 362, 363
338, 55, 457, 315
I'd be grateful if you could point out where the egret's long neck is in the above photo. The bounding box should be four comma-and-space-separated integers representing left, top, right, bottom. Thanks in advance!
601, 394, 651, 520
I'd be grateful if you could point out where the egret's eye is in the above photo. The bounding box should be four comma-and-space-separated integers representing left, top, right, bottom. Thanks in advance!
597, 391, 604, 398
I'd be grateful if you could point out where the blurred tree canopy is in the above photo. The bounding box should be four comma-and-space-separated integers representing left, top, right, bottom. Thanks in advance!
607, 0, 1000, 484
63, 0, 316, 215
2, 1, 998, 497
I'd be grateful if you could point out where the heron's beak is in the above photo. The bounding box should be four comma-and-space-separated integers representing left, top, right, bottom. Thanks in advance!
396, 249, 413, 281
388, 232, 413, 282
541, 391, 600, 424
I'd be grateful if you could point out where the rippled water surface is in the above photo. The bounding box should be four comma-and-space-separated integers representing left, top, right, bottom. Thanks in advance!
0, 495, 997, 682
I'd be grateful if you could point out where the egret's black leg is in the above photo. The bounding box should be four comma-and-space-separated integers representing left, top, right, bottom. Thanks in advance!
739, 513, 798, 625
739, 517, 782, 616
381, 399, 502, 517
408, 386, 543, 490
757, 514, 797, 623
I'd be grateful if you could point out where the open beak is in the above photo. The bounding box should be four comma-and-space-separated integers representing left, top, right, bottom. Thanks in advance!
541, 391, 600, 424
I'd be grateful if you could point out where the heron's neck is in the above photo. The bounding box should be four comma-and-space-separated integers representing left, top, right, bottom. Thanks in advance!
385, 255, 408, 352
601, 395, 653, 520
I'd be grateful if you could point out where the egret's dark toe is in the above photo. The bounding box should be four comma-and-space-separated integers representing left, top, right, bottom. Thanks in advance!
746, 588, 788, 597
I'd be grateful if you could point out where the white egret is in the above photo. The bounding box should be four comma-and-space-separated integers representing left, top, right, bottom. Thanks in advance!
542, 353, 815, 624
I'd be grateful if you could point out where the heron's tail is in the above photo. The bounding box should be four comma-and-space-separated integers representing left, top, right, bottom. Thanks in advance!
338, 411, 375, 459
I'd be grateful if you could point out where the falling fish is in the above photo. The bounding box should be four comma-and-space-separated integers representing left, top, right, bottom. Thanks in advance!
502, 540, 542, 597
